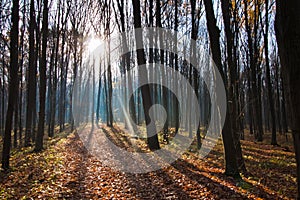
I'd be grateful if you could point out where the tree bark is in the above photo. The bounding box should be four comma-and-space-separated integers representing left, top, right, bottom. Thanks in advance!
35, 0, 49, 151
264, 0, 277, 145
25, 0, 36, 146
275, 0, 300, 197
243, 0, 264, 141
132, 0, 160, 150
1, 0, 19, 170
220, 0, 246, 173
203, 0, 240, 178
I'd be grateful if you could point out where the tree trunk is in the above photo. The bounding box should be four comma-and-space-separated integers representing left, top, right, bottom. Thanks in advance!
96, 62, 102, 123
49, 1, 61, 137
35, 0, 48, 152
47, 39, 55, 137
247, 68, 254, 135
174, 0, 179, 133
275, 0, 300, 197
25, 0, 36, 147
243, 0, 264, 141
280, 70, 288, 134
18, 6, 26, 145
203, 0, 240, 178
264, 0, 277, 145
59, 22, 66, 132
13, 90, 19, 148
274, 61, 282, 134
220, 0, 246, 173
1, 0, 19, 170
92, 60, 95, 128
132, 0, 160, 150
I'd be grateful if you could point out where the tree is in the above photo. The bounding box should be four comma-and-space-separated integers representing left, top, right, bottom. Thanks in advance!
132, 0, 160, 150
25, 0, 36, 147
203, 0, 240, 178
35, 0, 49, 151
1, 0, 19, 170
264, 0, 277, 145
220, 0, 246, 173
275, 0, 300, 197
243, 0, 264, 141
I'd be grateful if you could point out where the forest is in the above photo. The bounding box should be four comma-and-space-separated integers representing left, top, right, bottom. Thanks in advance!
0, 0, 299, 199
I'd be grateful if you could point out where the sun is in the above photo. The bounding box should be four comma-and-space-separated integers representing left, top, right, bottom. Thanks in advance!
87, 37, 103, 52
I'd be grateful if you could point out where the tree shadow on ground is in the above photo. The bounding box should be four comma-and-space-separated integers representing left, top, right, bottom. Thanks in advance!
59, 133, 90, 199
172, 158, 284, 199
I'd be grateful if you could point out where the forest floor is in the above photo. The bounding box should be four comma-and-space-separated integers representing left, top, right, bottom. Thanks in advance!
0, 125, 297, 199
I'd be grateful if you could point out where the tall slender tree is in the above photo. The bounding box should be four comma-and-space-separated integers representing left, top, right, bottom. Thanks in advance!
264, 0, 277, 145
35, 0, 49, 151
220, 0, 246, 173
203, 0, 240, 178
1, 0, 19, 170
275, 0, 300, 197
132, 0, 160, 150
25, 0, 36, 146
